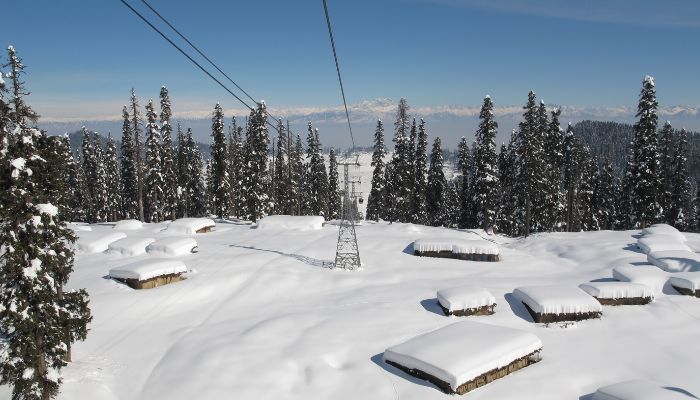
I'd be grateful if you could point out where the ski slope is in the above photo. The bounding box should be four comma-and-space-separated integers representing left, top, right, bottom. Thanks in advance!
3, 222, 700, 400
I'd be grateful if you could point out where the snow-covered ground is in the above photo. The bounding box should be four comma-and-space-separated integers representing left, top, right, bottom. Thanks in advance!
3, 223, 700, 399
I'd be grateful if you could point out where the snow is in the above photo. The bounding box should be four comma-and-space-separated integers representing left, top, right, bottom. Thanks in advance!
382, 321, 542, 391
36, 203, 58, 217
113, 219, 144, 231
165, 218, 215, 235
668, 273, 700, 292
11, 225, 700, 400
512, 285, 602, 315
636, 235, 691, 254
147, 237, 198, 256
647, 250, 700, 272
107, 237, 156, 257
593, 379, 696, 400
75, 232, 127, 253
10, 157, 27, 178
612, 264, 670, 293
436, 286, 496, 312
109, 259, 187, 281
413, 238, 499, 255
256, 215, 325, 231
68, 223, 92, 232
578, 282, 654, 300
642, 224, 686, 241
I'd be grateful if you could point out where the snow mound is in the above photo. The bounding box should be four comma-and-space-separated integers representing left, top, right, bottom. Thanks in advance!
165, 218, 216, 235
437, 286, 496, 312
109, 258, 187, 281
383, 321, 542, 391
76, 232, 127, 253
147, 237, 198, 256
642, 224, 686, 242
647, 250, 700, 272
513, 285, 602, 315
256, 215, 324, 231
113, 219, 144, 230
593, 379, 696, 400
579, 282, 654, 300
612, 264, 669, 293
668, 272, 700, 292
637, 235, 691, 254
414, 238, 499, 255
107, 237, 156, 257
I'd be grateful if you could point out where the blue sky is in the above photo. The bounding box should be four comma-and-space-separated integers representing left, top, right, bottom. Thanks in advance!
2, 1, 700, 145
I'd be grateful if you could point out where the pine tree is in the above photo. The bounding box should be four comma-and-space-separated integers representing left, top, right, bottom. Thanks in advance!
390, 99, 413, 222
411, 119, 428, 225
328, 148, 341, 219
497, 137, 517, 236
80, 127, 96, 222
426, 137, 448, 227
562, 123, 579, 231
289, 134, 304, 216
144, 100, 164, 222
383, 160, 397, 222
92, 134, 109, 222
457, 136, 472, 228
227, 117, 245, 218
209, 103, 230, 219
616, 142, 636, 230
175, 123, 187, 218
472, 96, 500, 233
159, 87, 178, 221
366, 120, 386, 221
4, 46, 38, 124
670, 128, 691, 230
444, 179, 461, 228
595, 161, 616, 230
273, 119, 288, 214
631, 75, 661, 228
304, 122, 329, 217
513, 91, 544, 236
104, 134, 123, 221
185, 128, 207, 217
0, 124, 90, 400
129, 89, 145, 222
242, 102, 270, 222
67, 150, 88, 223
120, 105, 138, 219
0, 63, 10, 209
579, 148, 599, 231
657, 121, 675, 223
543, 108, 565, 231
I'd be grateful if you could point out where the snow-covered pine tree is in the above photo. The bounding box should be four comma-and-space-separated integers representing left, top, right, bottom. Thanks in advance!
390, 99, 412, 222
273, 119, 288, 214
175, 122, 187, 217
120, 105, 139, 219
411, 119, 428, 225
670, 128, 691, 230
289, 134, 304, 216
227, 117, 245, 217
328, 148, 341, 220
304, 122, 329, 217
579, 147, 599, 231
472, 96, 500, 233
80, 127, 97, 222
144, 100, 164, 222
209, 103, 230, 219
4, 46, 38, 124
595, 161, 616, 230
444, 179, 461, 228
631, 75, 661, 228
185, 128, 207, 217
104, 134, 123, 221
616, 142, 636, 230
543, 108, 565, 231
457, 136, 472, 228
0, 124, 90, 400
91, 134, 109, 222
657, 121, 675, 224
366, 120, 386, 221
129, 89, 145, 222
67, 149, 89, 223
159, 86, 178, 221
242, 102, 270, 222
383, 160, 397, 222
513, 92, 544, 236
426, 137, 448, 227
562, 123, 579, 231
0, 61, 11, 208
406, 118, 417, 214
497, 136, 518, 236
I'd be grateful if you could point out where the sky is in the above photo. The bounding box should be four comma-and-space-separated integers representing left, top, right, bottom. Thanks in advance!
2, 0, 700, 147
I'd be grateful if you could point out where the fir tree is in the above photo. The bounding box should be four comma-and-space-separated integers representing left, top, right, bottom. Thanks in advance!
457, 136, 472, 228
497, 137, 517, 236
80, 128, 96, 222
120, 105, 138, 219
411, 119, 428, 225
657, 121, 675, 223
159, 86, 178, 221
390, 99, 412, 222
227, 117, 245, 218
289, 134, 304, 216
185, 128, 207, 217
595, 161, 616, 230
129, 89, 145, 222
4, 46, 38, 124
273, 119, 288, 214
0, 63, 10, 207
616, 142, 636, 230
366, 120, 386, 221
242, 102, 270, 221
426, 137, 448, 226
543, 108, 564, 231
91, 134, 109, 222
175, 122, 187, 217
104, 134, 122, 222
144, 100, 164, 222
209, 103, 231, 219
472, 96, 500, 233
670, 128, 691, 229
579, 148, 599, 231
631, 75, 661, 228
304, 122, 329, 217
328, 148, 341, 219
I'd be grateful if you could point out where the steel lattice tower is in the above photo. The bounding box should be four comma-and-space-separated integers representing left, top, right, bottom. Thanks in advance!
335, 161, 362, 270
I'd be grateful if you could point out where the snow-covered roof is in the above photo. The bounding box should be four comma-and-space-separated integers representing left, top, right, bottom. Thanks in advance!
612, 265, 669, 293
76, 232, 127, 253
113, 219, 144, 231
383, 321, 542, 391
668, 272, 700, 292
593, 379, 694, 400
513, 285, 602, 315
414, 238, 499, 255
165, 218, 216, 235
255, 215, 325, 231
641, 224, 686, 242
147, 237, 198, 256
437, 286, 496, 312
109, 259, 187, 281
636, 235, 691, 254
578, 282, 654, 300
647, 250, 700, 273
107, 237, 155, 257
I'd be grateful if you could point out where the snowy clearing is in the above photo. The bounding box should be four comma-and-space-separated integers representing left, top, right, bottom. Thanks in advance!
255, 215, 325, 231
8, 224, 700, 400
